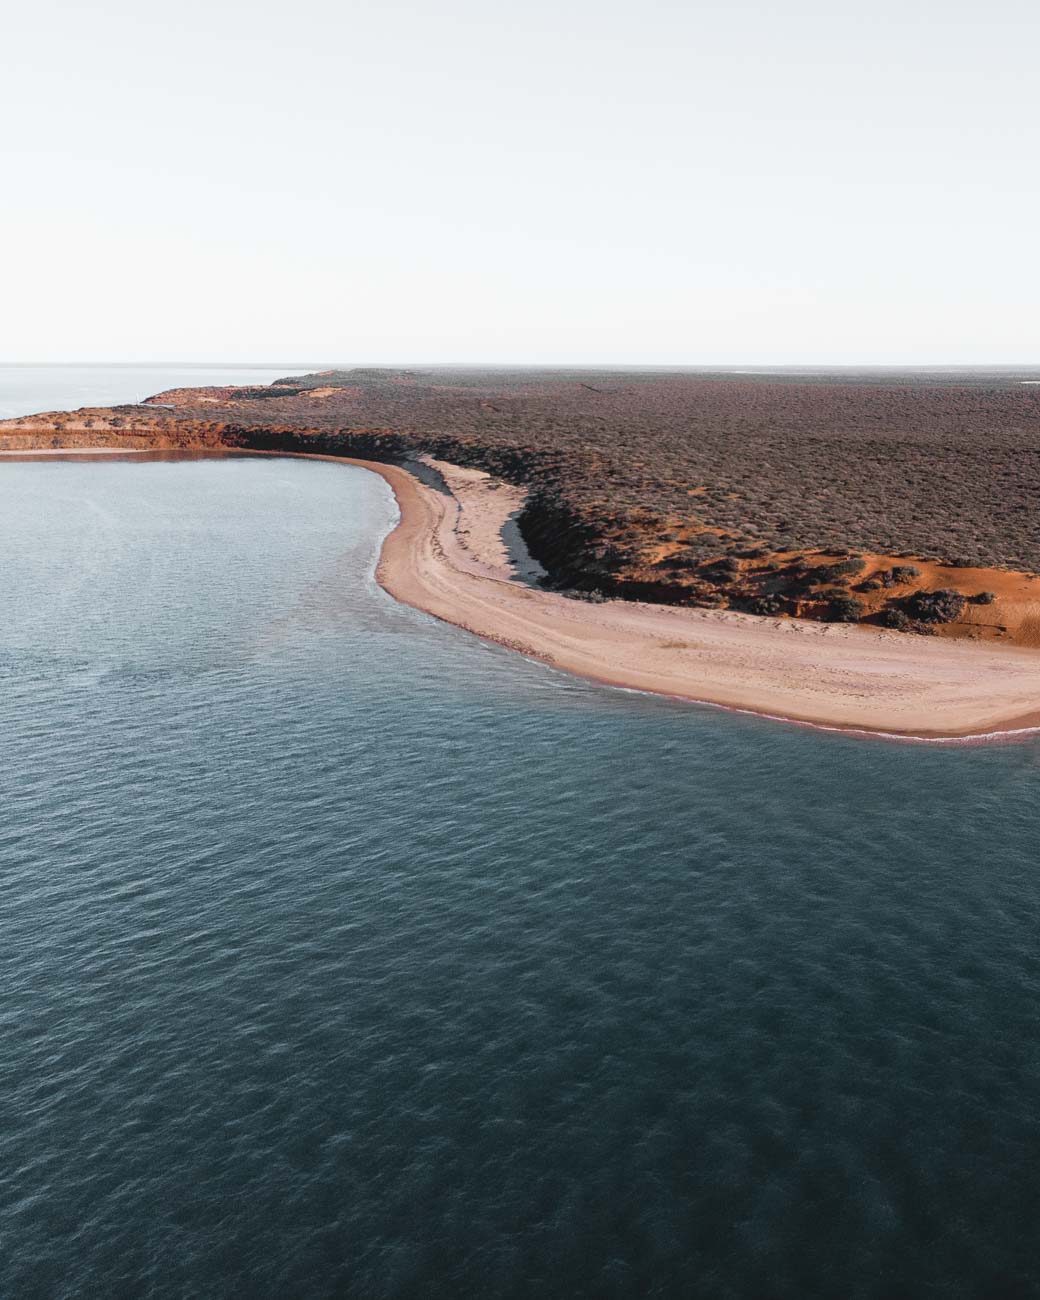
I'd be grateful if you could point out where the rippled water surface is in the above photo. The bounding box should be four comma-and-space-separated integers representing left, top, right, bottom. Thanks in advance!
3, 375, 1040, 1299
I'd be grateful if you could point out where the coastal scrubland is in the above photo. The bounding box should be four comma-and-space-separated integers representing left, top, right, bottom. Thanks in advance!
4, 367, 1040, 642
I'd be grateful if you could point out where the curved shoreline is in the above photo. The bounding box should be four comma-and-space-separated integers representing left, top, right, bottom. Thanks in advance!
333, 454, 1040, 743
7, 445, 1040, 742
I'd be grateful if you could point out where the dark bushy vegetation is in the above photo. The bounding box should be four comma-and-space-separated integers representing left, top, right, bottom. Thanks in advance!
881, 607, 914, 631
41, 367, 1039, 632
879, 564, 921, 586
903, 589, 967, 624
825, 595, 867, 623
138, 367, 1040, 577
821, 556, 867, 579
700, 557, 741, 581
227, 386, 303, 401
742, 594, 788, 616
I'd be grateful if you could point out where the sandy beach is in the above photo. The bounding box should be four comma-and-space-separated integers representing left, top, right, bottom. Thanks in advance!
345, 455, 1040, 741
5, 438, 1040, 739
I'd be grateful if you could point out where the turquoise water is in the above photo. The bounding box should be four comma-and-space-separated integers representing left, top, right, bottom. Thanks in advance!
3, 377, 1040, 1298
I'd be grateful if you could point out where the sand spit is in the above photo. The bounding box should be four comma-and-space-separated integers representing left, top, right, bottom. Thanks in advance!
3, 441, 1039, 740
349, 456, 1040, 742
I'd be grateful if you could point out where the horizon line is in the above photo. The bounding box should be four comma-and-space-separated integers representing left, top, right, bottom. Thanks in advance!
3, 360, 1040, 371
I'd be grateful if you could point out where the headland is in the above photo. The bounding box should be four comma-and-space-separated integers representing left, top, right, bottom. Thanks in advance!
3, 366, 1040, 738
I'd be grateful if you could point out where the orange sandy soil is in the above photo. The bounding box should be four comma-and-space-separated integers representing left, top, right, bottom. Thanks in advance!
862, 560, 1040, 647
4, 391, 1040, 648
642, 524, 1040, 648
2, 420, 1040, 738
354, 456, 1040, 740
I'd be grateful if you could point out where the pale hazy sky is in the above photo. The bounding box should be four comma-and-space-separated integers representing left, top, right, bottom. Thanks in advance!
3, 0, 1037, 364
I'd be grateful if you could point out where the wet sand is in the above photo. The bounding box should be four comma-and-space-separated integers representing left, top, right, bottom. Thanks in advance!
5, 441, 1039, 739
357, 456, 1040, 741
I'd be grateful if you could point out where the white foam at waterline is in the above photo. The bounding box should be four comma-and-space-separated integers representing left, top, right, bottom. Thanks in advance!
474, 637, 1040, 747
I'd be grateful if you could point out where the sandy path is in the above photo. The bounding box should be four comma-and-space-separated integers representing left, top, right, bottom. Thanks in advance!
360, 458, 1040, 741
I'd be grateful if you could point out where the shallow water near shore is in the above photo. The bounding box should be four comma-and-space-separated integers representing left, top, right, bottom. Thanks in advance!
4, 375, 1040, 1298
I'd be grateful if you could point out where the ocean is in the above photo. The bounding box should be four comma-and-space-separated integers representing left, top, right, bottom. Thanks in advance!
2, 367, 1039, 1299
0, 364, 300, 421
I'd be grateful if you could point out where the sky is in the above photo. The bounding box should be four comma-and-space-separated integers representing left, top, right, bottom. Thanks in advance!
2, 0, 1037, 365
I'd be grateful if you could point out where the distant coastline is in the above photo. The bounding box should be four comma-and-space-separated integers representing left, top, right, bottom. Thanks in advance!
3, 366, 1040, 740
3, 440, 1040, 739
